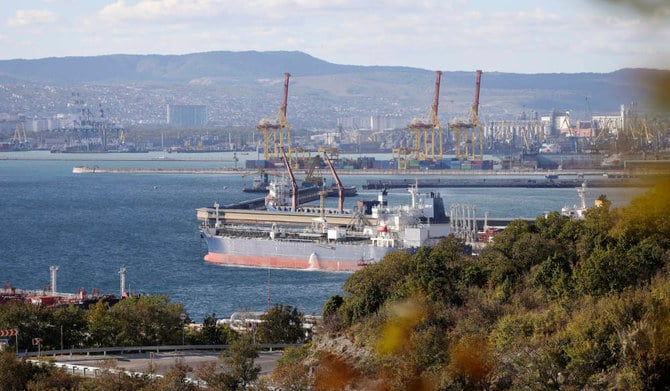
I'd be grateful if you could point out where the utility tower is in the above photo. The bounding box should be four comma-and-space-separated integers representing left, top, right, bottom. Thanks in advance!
257, 72, 292, 161
451, 70, 484, 160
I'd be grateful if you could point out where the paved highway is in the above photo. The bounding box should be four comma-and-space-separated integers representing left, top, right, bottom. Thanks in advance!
35, 350, 282, 380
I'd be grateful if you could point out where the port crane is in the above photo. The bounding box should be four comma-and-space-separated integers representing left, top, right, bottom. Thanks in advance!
450, 70, 484, 160
404, 70, 443, 161
11, 123, 30, 150
258, 72, 292, 162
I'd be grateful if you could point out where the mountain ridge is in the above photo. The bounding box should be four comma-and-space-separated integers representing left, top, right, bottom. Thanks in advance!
0, 50, 664, 127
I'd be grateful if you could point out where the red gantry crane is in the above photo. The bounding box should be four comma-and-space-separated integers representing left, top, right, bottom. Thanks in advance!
258, 72, 292, 161
450, 70, 484, 160
405, 70, 443, 163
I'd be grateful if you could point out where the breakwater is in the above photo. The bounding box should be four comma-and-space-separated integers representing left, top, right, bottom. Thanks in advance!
362, 176, 646, 189
72, 166, 648, 188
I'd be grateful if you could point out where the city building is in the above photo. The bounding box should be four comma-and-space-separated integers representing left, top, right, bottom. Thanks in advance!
166, 104, 207, 127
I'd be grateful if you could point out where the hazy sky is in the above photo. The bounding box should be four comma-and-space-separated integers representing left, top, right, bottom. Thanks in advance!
1, 0, 669, 73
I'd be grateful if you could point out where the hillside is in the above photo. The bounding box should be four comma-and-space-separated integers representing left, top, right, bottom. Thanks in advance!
0, 51, 664, 128
270, 178, 670, 390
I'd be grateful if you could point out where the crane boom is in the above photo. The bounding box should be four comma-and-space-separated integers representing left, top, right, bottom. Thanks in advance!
472, 70, 482, 122
279, 72, 290, 126
322, 151, 344, 212
431, 70, 442, 126
281, 147, 298, 211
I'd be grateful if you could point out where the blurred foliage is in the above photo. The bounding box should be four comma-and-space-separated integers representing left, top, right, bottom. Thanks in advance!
307, 176, 670, 390
598, 0, 670, 110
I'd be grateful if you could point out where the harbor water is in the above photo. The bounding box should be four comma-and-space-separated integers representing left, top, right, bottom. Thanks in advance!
0, 151, 644, 321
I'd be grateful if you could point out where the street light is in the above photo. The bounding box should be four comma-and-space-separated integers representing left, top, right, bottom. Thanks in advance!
179, 313, 187, 345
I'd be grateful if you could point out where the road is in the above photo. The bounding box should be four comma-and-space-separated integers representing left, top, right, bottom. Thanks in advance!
40, 350, 282, 379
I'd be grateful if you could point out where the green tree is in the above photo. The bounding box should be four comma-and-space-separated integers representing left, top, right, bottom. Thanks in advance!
340, 250, 413, 325
533, 253, 574, 299
53, 304, 87, 350
203, 313, 222, 344
322, 294, 344, 332
257, 303, 304, 344
110, 295, 185, 346
409, 235, 466, 305
86, 300, 120, 347
219, 333, 261, 390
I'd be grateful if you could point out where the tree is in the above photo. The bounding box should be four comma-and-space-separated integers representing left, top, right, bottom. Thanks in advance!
86, 300, 120, 347
322, 295, 344, 332
409, 235, 466, 305
154, 359, 199, 391
200, 312, 224, 345
271, 344, 312, 391
257, 303, 304, 344
110, 295, 185, 346
340, 250, 413, 325
0, 350, 34, 390
53, 304, 87, 350
220, 333, 261, 390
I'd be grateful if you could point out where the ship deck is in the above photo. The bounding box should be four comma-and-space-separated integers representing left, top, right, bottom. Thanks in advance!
197, 207, 379, 227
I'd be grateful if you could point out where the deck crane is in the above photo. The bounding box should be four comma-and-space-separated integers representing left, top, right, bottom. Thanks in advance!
405, 70, 443, 161
303, 155, 325, 188
257, 72, 292, 162
451, 70, 484, 160
280, 147, 298, 211
322, 151, 345, 213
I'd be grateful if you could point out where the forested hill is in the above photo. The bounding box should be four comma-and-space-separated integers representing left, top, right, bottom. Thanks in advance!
284, 177, 670, 390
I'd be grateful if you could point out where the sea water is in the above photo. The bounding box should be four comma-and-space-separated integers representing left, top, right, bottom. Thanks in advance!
0, 151, 644, 321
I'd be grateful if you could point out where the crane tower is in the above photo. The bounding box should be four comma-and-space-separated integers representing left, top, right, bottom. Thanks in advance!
257, 72, 292, 161
406, 70, 444, 161
450, 70, 484, 160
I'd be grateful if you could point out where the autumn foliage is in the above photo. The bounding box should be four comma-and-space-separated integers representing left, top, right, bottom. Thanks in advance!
311, 177, 670, 390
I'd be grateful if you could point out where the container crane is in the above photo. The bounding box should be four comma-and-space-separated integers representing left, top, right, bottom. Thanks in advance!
11, 123, 29, 150
406, 70, 443, 161
450, 70, 484, 160
258, 72, 292, 161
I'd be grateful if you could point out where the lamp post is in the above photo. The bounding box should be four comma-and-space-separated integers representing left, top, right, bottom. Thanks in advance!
179, 313, 187, 345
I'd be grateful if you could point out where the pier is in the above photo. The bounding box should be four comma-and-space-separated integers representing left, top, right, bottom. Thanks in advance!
362, 176, 647, 189
72, 166, 651, 188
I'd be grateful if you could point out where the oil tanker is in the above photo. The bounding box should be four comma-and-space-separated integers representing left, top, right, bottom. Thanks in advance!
197, 186, 449, 271
197, 150, 450, 271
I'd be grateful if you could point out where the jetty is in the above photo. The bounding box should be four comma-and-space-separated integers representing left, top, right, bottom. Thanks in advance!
72, 166, 653, 188
362, 176, 648, 189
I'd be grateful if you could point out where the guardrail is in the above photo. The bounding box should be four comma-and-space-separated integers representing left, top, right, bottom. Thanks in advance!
19, 343, 296, 358
27, 360, 206, 387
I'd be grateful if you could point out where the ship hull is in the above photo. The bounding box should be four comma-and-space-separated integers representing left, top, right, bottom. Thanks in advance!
202, 234, 394, 272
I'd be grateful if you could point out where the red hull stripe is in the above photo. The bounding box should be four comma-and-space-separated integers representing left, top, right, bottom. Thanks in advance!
204, 253, 363, 272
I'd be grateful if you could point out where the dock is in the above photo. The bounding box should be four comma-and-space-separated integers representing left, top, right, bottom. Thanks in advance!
362, 176, 648, 189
